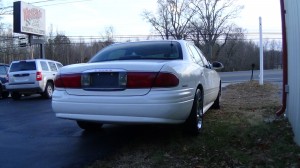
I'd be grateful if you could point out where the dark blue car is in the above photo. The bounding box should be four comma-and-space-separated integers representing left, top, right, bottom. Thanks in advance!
0, 63, 9, 98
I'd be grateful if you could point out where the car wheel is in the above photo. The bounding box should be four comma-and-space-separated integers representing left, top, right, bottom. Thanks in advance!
76, 121, 103, 131
42, 82, 54, 99
184, 88, 203, 135
212, 83, 221, 109
1, 91, 9, 99
11, 92, 21, 100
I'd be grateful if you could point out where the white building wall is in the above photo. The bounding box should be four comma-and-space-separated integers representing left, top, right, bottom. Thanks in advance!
285, 0, 300, 146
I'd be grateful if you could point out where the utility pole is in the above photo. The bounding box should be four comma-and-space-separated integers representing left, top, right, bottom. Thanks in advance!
259, 17, 264, 85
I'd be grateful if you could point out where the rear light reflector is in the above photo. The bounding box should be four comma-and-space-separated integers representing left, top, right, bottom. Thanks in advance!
54, 74, 81, 88
36, 71, 42, 81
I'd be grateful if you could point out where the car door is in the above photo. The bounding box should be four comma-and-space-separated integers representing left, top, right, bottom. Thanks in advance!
195, 46, 220, 104
47, 61, 58, 81
188, 44, 220, 106
186, 44, 210, 106
0, 65, 8, 84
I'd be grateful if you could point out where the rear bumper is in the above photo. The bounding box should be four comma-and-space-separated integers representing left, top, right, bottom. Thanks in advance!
52, 88, 195, 124
6, 83, 44, 93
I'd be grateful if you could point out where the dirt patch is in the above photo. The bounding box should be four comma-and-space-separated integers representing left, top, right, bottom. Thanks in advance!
86, 82, 300, 168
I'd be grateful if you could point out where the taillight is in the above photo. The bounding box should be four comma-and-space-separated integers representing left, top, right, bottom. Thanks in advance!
153, 72, 179, 87
127, 72, 179, 88
54, 74, 81, 88
36, 71, 42, 81
127, 72, 157, 88
54, 72, 179, 89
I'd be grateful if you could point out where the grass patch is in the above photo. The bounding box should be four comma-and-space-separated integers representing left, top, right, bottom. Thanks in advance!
86, 82, 300, 168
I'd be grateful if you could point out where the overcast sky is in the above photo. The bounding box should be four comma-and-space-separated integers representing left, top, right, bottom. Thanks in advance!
2, 0, 282, 40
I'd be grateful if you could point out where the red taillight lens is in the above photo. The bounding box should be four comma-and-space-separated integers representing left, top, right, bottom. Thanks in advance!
54, 74, 81, 88
127, 72, 179, 88
153, 72, 179, 87
127, 72, 156, 88
54, 72, 179, 89
36, 71, 42, 81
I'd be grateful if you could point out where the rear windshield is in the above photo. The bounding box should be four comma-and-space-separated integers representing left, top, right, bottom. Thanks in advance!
9, 61, 36, 72
89, 41, 183, 63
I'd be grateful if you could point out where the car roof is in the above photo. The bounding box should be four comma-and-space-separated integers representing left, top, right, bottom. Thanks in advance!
110, 40, 188, 46
11, 59, 61, 63
0, 63, 9, 66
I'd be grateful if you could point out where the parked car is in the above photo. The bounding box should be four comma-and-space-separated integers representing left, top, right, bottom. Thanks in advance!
0, 63, 10, 98
52, 40, 223, 134
6, 59, 63, 100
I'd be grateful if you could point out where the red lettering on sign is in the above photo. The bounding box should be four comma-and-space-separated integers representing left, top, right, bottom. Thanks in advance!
23, 8, 42, 22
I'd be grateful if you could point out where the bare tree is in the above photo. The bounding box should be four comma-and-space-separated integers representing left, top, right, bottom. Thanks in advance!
263, 39, 282, 69
53, 34, 71, 65
189, 0, 244, 61
142, 0, 196, 40
103, 26, 114, 43
45, 24, 55, 60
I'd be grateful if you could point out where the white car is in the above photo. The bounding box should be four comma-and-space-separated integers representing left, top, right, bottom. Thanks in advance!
52, 40, 223, 135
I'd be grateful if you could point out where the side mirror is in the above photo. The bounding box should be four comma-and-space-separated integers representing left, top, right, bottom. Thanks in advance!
212, 61, 224, 70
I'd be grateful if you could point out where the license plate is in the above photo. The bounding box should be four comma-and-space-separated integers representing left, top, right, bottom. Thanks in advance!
82, 72, 127, 90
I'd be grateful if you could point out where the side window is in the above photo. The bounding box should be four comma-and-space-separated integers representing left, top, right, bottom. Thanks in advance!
40, 61, 49, 71
187, 45, 204, 67
195, 47, 210, 68
56, 63, 63, 69
48, 62, 58, 71
0, 66, 6, 75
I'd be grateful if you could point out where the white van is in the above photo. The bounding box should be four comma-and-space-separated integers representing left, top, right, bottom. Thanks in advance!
6, 59, 63, 100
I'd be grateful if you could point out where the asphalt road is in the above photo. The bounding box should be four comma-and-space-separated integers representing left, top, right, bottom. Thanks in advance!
0, 69, 283, 168
0, 95, 148, 168
219, 69, 283, 84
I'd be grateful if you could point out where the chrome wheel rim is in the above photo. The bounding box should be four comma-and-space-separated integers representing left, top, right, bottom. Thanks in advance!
47, 85, 53, 97
196, 91, 203, 129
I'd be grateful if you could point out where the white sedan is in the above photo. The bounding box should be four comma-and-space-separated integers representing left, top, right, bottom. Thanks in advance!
52, 40, 223, 135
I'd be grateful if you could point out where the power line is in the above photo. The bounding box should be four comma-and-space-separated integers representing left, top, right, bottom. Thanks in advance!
30, 0, 75, 4
0, 0, 95, 14
33, 0, 95, 7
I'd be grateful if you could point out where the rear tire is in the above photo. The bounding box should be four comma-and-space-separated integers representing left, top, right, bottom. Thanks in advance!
11, 92, 21, 100
42, 82, 54, 99
212, 82, 221, 109
184, 88, 203, 135
1, 91, 9, 99
76, 121, 103, 131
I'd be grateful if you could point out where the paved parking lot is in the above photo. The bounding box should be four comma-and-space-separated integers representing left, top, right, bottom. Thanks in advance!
0, 70, 283, 167
0, 95, 132, 168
